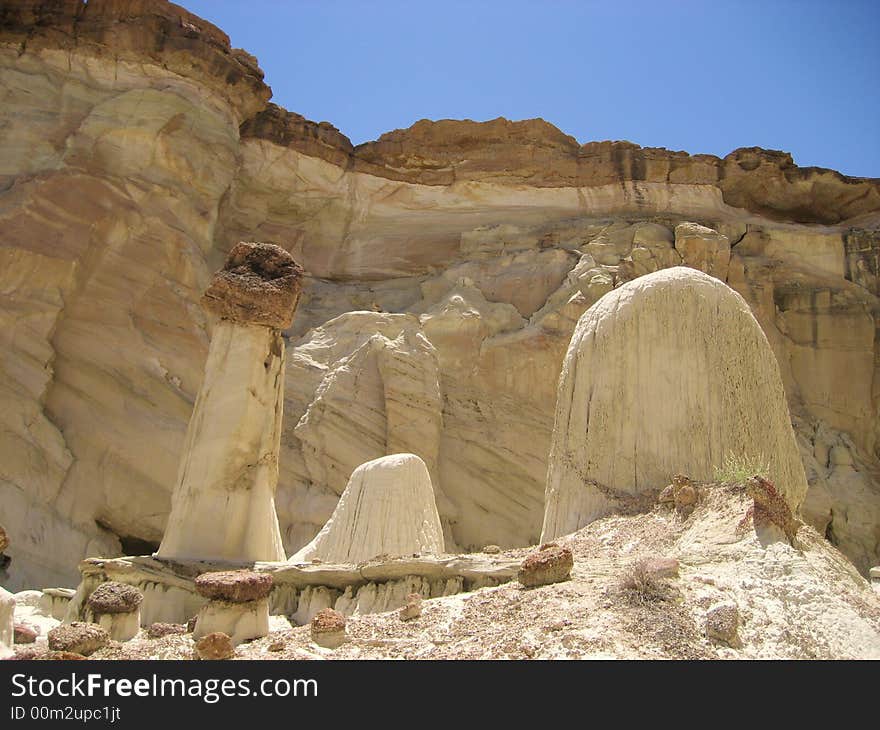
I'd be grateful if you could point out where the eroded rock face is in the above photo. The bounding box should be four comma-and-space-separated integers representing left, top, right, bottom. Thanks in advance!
0, 1, 878, 586
541, 267, 809, 542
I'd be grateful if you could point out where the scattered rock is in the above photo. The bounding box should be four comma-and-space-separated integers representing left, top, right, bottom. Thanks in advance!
147, 623, 187, 639
674, 484, 698, 511
195, 571, 273, 603
659, 474, 699, 514
706, 603, 740, 646
47, 623, 109, 656
38, 651, 87, 661
518, 544, 574, 587
13, 624, 37, 644
87, 582, 143, 614
0, 524, 8, 552
11, 646, 42, 660
642, 557, 680, 579
186, 616, 198, 633
482, 545, 501, 554
195, 632, 235, 660
399, 593, 423, 621
268, 639, 285, 652
311, 609, 347, 649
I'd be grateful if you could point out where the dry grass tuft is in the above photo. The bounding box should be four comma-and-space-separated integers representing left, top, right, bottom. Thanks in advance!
713, 452, 770, 484
617, 559, 673, 604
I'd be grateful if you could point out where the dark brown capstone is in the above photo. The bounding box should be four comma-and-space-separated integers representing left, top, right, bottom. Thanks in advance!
194, 570, 273, 603
518, 544, 574, 588
87, 582, 143, 614
202, 242, 304, 329
47, 622, 109, 656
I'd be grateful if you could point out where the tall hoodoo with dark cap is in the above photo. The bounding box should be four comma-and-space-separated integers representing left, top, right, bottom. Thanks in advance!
157, 242, 304, 563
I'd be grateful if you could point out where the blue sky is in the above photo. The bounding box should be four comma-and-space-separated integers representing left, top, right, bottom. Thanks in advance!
180, 1, 879, 177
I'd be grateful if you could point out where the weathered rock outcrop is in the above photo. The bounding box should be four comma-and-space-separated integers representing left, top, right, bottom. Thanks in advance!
157, 242, 303, 563
0, 0, 878, 587
542, 267, 809, 542
290, 454, 444, 564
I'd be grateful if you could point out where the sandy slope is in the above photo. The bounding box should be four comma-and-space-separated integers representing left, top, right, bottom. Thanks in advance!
39, 484, 874, 661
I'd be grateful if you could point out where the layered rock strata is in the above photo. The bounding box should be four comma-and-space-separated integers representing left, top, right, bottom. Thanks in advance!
68, 553, 517, 626
0, 0, 877, 585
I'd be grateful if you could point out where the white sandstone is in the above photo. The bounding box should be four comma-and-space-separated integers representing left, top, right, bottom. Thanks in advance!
290, 454, 444, 564
157, 321, 287, 562
0, 587, 14, 658
96, 611, 141, 642
193, 599, 269, 647
541, 267, 809, 542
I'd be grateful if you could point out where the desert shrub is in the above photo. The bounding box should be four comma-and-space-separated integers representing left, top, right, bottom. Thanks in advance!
617, 559, 671, 604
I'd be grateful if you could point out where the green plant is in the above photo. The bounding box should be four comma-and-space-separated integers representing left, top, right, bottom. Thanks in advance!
712, 452, 770, 484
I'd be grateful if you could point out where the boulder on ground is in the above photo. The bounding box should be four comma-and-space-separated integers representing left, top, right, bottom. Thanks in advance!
47, 622, 109, 656
310, 608, 346, 649
399, 593, 423, 621
518, 544, 574, 587
195, 632, 234, 660
13, 624, 37, 644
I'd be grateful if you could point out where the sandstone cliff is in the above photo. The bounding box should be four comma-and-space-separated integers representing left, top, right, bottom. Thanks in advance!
1, 0, 878, 589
